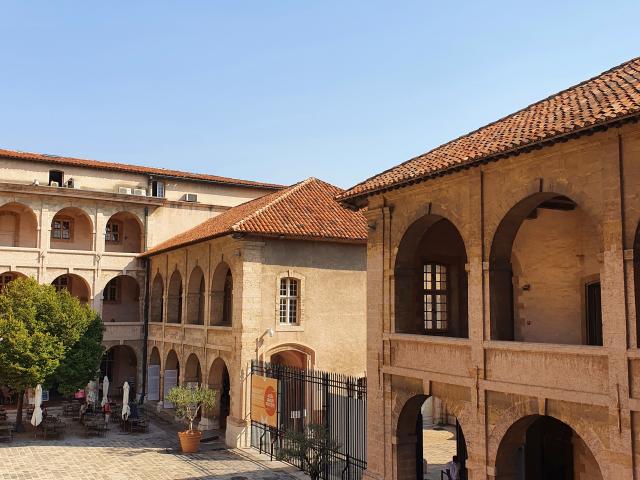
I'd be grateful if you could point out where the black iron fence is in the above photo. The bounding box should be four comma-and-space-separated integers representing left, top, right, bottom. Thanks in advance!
250, 360, 367, 480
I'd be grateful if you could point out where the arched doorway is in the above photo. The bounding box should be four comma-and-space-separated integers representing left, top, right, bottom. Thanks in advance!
147, 347, 162, 401
186, 267, 205, 325
395, 215, 468, 337
0, 271, 26, 293
150, 274, 164, 322
0, 202, 38, 247
101, 275, 140, 322
396, 395, 467, 480
270, 348, 309, 369
167, 271, 183, 323
104, 212, 142, 253
51, 207, 93, 251
210, 262, 233, 326
51, 274, 91, 304
101, 345, 137, 399
490, 193, 601, 344
495, 415, 603, 479
164, 350, 180, 407
208, 357, 230, 429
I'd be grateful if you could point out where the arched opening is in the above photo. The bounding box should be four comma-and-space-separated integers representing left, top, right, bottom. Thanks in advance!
210, 262, 233, 326
104, 211, 142, 253
100, 345, 137, 399
186, 266, 205, 325
0, 271, 26, 293
150, 274, 164, 322
101, 275, 140, 322
184, 353, 202, 386
51, 274, 90, 304
147, 347, 162, 401
167, 271, 183, 324
490, 194, 601, 344
0, 202, 38, 248
634, 224, 640, 347
207, 357, 230, 430
51, 207, 93, 251
270, 349, 308, 369
396, 395, 467, 480
395, 215, 468, 337
495, 415, 602, 479
163, 350, 180, 407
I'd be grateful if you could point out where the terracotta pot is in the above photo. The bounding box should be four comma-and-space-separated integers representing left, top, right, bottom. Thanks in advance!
178, 429, 202, 453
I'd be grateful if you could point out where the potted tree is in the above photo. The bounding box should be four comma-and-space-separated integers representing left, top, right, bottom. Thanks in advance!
166, 385, 217, 453
277, 424, 339, 480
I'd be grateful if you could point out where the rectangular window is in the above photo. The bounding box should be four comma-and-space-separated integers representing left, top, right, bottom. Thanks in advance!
151, 180, 165, 198
49, 170, 64, 186
105, 221, 121, 243
422, 263, 448, 333
104, 279, 119, 303
279, 278, 299, 324
52, 218, 72, 240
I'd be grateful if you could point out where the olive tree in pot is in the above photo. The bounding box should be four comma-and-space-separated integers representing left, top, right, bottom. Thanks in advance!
277, 424, 340, 480
166, 385, 217, 453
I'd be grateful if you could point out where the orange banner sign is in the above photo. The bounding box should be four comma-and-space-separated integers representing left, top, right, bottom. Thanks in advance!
251, 375, 278, 427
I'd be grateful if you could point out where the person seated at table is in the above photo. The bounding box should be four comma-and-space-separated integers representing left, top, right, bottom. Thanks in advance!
41, 404, 48, 419
102, 402, 111, 425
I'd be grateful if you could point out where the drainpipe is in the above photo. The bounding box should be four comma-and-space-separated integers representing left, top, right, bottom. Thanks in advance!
140, 207, 150, 403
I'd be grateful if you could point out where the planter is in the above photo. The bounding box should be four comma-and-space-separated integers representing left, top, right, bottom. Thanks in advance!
178, 429, 203, 453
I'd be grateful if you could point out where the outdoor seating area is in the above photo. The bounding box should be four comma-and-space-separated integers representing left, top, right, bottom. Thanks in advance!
0, 406, 13, 442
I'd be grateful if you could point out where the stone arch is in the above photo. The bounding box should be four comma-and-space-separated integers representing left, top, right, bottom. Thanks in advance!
150, 273, 164, 322
186, 266, 205, 325
101, 274, 140, 322
394, 213, 469, 337
266, 343, 316, 369
0, 271, 27, 292
210, 261, 233, 326
163, 349, 180, 403
51, 273, 91, 304
104, 211, 143, 253
494, 414, 604, 479
167, 270, 183, 323
634, 222, 640, 347
0, 202, 38, 248
51, 207, 93, 251
184, 352, 202, 385
207, 357, 230, 429
101, 344, 137, 398
149, 346, 161, 369
489, 192, 602, 344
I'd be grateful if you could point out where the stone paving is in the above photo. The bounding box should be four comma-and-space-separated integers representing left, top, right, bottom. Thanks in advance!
0, 421, 297, 480
423, 426, 457, 480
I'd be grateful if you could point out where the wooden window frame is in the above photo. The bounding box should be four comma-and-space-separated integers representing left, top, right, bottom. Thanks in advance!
422, 262, 449, 334
51, 216, 74, 242
53, 275, 70, 293
105, 219, 123, 244
279, 277, 300, 325
103, 278, 120, 304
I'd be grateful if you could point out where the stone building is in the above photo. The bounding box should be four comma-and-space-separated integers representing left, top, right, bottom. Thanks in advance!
0, 148, 280, 398
338, 57, 640, 478
140, 177, 367, 448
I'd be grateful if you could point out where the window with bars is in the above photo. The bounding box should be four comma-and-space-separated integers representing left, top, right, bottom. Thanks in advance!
53, 276, 70, 292
422, 263, 448, 333
104, 278, 119, 303
105, 221, 122, 243
52, 218, 72, 240
279, 278, 299, 324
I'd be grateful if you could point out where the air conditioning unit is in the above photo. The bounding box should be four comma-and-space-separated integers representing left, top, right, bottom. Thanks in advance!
183, 193, 198, 202
133, 188, 147, 196
118, 187, 133, 195
50, 181, 60, 187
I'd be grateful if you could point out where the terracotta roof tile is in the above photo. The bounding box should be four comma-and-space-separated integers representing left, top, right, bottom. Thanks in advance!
143, 177, 367, 256
339, 56, 640, 203
0, 148, 283, 190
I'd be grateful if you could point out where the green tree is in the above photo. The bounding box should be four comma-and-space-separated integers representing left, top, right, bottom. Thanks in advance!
166, 385, 217, 431
0, 277, 99, 430
276, 424, 340, 480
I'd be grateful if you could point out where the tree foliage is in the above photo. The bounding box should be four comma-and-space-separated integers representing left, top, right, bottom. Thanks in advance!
166, 385, 217, 431
276, 424, 340, 480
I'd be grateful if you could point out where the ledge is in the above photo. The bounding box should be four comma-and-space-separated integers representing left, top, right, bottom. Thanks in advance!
0, 246, 39, 252
48, 248, 95, 255
384, 332, 471, 346
484, 340, 608, 357
208, 325, 233, 331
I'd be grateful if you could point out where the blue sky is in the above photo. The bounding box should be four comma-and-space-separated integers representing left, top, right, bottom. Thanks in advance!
1, 1, 639, 188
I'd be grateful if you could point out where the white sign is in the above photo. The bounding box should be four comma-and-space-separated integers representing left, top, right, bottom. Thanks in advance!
163, 369, 178, 408
147, 365, 160, 401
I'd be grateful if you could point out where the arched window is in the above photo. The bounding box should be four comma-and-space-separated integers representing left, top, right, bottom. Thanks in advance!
279, 278, 300, 325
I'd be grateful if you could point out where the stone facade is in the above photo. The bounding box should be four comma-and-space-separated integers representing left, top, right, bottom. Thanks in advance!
361, 123, 640, 479
145, 233, 367, 447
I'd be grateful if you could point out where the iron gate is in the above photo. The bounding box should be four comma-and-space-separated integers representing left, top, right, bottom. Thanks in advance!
250, 360, 367, 479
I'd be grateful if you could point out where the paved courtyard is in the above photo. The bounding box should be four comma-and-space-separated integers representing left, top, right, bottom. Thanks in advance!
0, 422, 297, 480
423, 426, 457, 480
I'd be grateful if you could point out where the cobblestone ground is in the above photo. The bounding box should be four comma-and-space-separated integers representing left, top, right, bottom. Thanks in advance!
0, 421, 296, 480
423, 426, 457, 480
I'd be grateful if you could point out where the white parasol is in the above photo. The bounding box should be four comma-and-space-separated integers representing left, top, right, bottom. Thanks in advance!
121, 382, 131, 420
101, 376, 109, 408
30, 385, 43, 427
